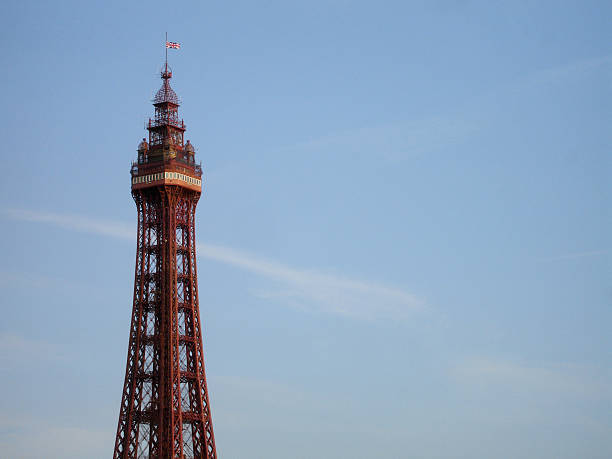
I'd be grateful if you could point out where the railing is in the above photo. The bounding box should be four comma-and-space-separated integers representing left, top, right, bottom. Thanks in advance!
148, 118, 185, 129
148, 118, 187, 129
131, 160, 203, 178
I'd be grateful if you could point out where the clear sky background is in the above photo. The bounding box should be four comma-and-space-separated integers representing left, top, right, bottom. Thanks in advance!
0, 1, 610, 458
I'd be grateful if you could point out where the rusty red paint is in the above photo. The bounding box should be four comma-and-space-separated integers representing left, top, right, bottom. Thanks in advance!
113, 63, 217, 459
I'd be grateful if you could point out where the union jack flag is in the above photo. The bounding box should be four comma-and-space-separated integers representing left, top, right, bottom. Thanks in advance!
166, 41, 180, 49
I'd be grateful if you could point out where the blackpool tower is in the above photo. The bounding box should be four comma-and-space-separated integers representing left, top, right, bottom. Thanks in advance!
113, 58, 218, 458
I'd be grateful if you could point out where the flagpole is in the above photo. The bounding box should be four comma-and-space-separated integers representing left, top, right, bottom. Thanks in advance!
165, 32, 168, 71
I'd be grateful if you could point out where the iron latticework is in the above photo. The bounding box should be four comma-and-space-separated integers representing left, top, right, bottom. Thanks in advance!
113, 62, 217, 459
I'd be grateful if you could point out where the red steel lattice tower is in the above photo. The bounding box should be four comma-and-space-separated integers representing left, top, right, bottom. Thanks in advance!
113, 61, 217, 459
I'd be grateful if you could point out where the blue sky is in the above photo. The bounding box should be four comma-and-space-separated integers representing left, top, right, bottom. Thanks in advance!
0, 1, 610, 458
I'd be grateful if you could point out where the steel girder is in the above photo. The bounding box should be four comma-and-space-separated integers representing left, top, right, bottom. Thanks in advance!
113, 186, 217, 459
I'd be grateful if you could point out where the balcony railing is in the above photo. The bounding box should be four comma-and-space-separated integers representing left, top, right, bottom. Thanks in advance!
148, 118, 185, 129
131, 160, 203, 178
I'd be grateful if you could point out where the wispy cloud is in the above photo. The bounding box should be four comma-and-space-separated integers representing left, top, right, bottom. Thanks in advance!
291, 116, 478, 161
0, 413, 110, 459
4, 209, 423, 320
201, 243, 423, 319
0, 332, 65, 363
210, 374, 392, 437
527, 54, 612, 86
535, 249, 609, 262
452, 356, 612, 400
286, 55, 612, 165
6, 208, 134, 239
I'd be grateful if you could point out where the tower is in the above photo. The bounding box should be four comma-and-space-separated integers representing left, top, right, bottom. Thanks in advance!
113, 61, 217, 459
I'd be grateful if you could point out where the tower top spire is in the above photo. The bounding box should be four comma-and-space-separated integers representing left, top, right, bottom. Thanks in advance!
154, 65, 179, 105
132, 52, 200, 180
161, 63, 172, 80
158, 33, 181, 104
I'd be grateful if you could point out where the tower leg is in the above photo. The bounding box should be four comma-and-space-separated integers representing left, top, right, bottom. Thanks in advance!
114, 188, 217, 459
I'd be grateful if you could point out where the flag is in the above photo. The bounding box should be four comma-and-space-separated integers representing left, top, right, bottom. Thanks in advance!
166, 41, 180, 49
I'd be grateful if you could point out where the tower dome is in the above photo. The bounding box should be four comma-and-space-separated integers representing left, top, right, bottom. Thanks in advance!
153, 65, 180, 105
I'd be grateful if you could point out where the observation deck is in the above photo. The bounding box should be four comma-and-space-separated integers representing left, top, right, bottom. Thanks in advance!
131, 162, 202, 192
131, 139, 202, 193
